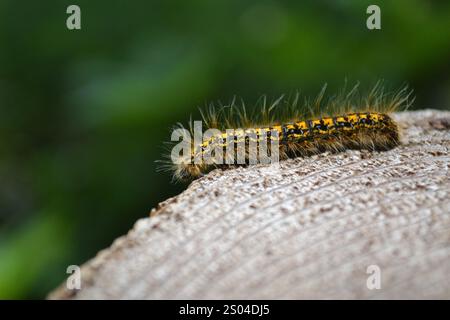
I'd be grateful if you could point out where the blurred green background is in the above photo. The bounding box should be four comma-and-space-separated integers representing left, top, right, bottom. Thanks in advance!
0, 0, 449, 299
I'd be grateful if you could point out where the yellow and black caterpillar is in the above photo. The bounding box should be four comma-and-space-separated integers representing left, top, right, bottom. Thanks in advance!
164, 83, 413, 181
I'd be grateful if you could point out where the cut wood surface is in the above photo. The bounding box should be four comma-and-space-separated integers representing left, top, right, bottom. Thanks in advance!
49, 110, 450, 299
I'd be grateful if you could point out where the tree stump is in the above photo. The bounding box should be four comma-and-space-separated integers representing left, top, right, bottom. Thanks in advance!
49, 110, 450, 299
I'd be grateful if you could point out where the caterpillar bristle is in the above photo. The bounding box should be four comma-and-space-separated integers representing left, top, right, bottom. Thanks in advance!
161, 83, 413, 182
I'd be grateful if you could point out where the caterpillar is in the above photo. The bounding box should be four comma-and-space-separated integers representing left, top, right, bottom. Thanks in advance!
162, 82, 414, 181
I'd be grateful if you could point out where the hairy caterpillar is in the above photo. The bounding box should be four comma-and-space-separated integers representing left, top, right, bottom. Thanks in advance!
162, 83, 413, 181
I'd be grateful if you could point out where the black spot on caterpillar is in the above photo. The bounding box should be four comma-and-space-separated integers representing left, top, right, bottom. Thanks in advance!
160, 82, 414, 181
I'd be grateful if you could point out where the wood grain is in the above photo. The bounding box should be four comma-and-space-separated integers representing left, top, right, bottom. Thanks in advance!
49, 110, 450, 299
